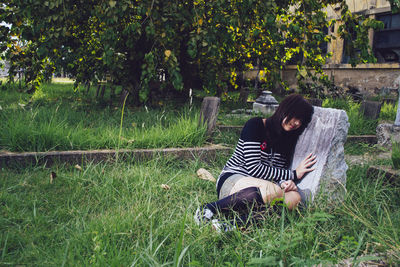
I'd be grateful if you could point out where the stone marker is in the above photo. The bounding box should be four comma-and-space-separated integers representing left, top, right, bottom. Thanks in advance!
376, 123, 400, 149
360, 100, 381, 120
291, 106, 349, 203
252, 90, 279, 115
199, 97, 220, 136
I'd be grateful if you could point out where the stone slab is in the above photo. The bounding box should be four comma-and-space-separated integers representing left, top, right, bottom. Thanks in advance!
0, 145, 231, 168
291, 106, 349, 203
366, 166, 400, 186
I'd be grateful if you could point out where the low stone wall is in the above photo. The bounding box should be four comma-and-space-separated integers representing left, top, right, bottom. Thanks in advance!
245, 63, 400, 97
0, 145, 232, 168
282, 63, 400, 97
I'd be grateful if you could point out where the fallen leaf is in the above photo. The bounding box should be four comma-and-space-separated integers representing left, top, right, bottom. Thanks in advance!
75, 164, 82, 171
196, 168, 216, 182
161, 184, 170, 190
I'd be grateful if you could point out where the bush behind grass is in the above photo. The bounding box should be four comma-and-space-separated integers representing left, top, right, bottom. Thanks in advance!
1, 159, 399, 266
323, 98, 378, 135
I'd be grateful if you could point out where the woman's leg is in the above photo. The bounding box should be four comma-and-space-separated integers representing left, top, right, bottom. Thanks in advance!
228, 177, 284, 204
194, 186, 265, 226
195, 177, 283, 227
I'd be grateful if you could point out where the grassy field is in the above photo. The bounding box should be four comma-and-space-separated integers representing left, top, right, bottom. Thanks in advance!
1, 156, 399, 266
0, 82, 207, 152
1, 83, 399, 265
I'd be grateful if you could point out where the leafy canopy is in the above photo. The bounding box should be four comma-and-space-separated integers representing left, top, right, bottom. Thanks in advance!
0, 0, 392, 104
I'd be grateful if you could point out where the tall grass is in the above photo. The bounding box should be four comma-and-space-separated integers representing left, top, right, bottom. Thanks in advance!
380, 102, 398, 121
1, 158, 399, 265
0, 83, 207, 152
322, 98, 378, 135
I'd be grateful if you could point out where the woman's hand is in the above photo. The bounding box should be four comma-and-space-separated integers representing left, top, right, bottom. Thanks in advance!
296, 153, 317, 179
280, 180, 297, 192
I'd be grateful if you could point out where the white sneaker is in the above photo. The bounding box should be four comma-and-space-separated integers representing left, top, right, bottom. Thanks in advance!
211, 219, 236, 233
194, 207, 214, 226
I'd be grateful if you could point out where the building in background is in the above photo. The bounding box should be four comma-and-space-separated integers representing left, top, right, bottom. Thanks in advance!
282, 0, 400, 97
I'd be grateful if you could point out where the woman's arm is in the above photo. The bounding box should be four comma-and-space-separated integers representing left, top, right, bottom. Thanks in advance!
242, 140, 294, 182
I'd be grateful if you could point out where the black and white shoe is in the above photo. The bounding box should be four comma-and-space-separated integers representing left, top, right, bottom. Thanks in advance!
194, 207, 214, 226
211, 219, 236, 233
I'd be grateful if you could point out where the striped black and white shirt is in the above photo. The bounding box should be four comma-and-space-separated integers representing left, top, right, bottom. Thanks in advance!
217, 117, 295, 193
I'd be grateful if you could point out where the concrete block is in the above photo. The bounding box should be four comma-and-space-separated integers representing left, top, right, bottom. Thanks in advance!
291, 107, 349, 203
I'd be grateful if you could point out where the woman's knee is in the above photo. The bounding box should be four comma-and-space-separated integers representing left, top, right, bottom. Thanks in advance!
284, 191, 301, 210
258, 182, 284, 203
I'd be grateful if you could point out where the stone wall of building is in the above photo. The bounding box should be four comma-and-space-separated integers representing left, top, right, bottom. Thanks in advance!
281, 63, 400, 96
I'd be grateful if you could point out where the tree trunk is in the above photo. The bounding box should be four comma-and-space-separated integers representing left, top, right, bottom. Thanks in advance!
96, 84, 101, 97
99, 84, 106, 100
109, 85, 115, 106
85, 81, 91, 95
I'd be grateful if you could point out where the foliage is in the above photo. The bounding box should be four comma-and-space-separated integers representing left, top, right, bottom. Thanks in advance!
322, 97, 378, 135
344, 142, 385, 155
392, 142, 400, 169
0, 83, 207, 152
380, 102, 398, 121
0, 0, 388, 105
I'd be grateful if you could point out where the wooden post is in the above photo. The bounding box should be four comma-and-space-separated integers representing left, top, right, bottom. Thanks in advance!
199, 97, 220, 136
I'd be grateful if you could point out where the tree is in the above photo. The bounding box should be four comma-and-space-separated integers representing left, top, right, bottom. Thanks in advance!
0, 0, 394, 105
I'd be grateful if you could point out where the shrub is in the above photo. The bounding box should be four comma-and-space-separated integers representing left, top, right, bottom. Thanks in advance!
392, 142, 400, 169
380, 102, 397, 121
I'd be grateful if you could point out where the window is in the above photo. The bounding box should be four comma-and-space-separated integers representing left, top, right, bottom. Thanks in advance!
373, 13, 400, 63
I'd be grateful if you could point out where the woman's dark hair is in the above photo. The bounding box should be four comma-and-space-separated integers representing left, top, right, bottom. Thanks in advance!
265, 94, 314, 161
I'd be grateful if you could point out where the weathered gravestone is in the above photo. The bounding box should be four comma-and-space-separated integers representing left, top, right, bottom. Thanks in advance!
199, 97, 220, 136
290, 106, 350, 203
360, 100, 381, 120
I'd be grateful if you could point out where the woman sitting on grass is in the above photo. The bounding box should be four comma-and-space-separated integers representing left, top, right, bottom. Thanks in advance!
195, 94, 316, 232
